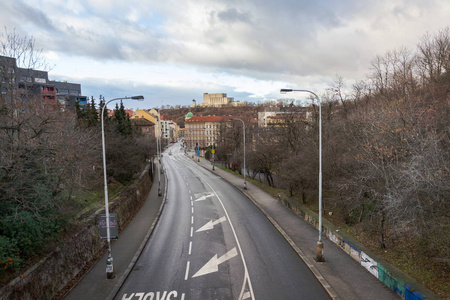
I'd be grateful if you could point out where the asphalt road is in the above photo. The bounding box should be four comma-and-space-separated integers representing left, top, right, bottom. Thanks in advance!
115, 144, 331, 300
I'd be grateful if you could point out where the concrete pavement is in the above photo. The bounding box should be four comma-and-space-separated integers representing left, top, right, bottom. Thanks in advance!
194, 155, 398, 300
63, 153, 398, 300
63, 168, 166, 300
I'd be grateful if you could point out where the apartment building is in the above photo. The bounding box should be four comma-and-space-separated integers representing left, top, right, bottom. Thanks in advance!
131, 109, 159, 136
0, 55, 87, 107
258, 106, 310, 127
161, 115, 180, 142
131, 109, 179, 141
51, 81, 87, 107
184, 115, 229, 149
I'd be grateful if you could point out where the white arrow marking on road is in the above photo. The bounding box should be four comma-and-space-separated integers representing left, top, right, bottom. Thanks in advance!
195, 193, 214, 202
192, 247, 238, 278
196, 216, 227, 232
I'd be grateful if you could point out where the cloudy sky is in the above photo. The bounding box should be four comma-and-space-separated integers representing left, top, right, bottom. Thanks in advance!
1, 0, 449, 109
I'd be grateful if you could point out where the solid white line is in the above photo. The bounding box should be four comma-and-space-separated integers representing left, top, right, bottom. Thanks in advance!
189, 241, 192, 255
185, 166, 255, 300
185, 261, 190, 280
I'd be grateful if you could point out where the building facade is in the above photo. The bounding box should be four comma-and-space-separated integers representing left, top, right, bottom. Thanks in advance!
131, 109, 159, 136
258, 107, 310, 127
131, 109, 179, 141
199, 93, 245, 107
0, 55, 87, 107
184, 115, 229, 149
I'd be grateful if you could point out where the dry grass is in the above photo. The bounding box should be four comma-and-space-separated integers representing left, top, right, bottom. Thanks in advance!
244, 175, 449, 298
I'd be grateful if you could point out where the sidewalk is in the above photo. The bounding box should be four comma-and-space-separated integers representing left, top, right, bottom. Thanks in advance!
194, 156, 398, 300
63, 155, 398, 300
63, 171, 166, 300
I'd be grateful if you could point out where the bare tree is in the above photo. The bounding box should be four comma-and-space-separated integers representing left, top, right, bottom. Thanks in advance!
416, 27, 450, 98
0, 27, 52, 71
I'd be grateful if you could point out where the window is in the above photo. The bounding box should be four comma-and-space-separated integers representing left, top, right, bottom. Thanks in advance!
19, 76, 32, 82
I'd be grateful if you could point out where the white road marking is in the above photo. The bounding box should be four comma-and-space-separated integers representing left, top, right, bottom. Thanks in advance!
192, 247, 238, 278
189, 241, 192, 255
176, 157, 255, 299
191, 216, 194, 224
185, 261, 190, 280
196, 216, 227, 232
190, 227, 193, 237
194, 193, 214, 201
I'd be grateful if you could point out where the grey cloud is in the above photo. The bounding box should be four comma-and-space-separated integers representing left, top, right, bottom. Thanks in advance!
217, 8, 252, 24
4, 0, 449, 95
6, 0, 57, 33
48, 26, 125, 60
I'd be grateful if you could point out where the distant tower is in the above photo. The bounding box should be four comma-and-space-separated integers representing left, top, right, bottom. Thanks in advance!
192, 99, 196, 107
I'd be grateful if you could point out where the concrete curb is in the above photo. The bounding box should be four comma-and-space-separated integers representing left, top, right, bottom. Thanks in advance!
242, 189, 340, 300
192, 157, 340, 300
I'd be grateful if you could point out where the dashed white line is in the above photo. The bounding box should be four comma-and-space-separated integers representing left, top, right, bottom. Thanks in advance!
191, 216, 194, 224
187, 167, 255, 300
190, 227, 193, 237
189, 241, 192, 255
185, 261, 190, 280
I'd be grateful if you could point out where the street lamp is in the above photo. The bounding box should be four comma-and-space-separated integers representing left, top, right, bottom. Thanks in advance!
229, 118, 247, 190
155, 115, 162, 196
280, 88, 324, 262
101, 95, 144, 279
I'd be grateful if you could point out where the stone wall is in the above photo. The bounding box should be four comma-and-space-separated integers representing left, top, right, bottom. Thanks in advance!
0, 164, 153, 300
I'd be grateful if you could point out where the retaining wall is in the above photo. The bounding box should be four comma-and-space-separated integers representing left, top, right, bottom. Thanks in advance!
0, 164, 153, 300
279, 194, 438, 300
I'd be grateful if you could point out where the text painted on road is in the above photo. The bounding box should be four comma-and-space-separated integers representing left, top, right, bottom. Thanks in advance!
121, 291, 185, 300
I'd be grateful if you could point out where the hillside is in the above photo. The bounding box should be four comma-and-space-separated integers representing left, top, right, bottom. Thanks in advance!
160, 105, 262, 128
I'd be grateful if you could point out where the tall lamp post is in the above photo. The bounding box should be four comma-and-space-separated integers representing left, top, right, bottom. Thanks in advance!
229, 118, 247, 189
155, 115, 162, 196
101, 95, 144, 279
280, 88, 324, 262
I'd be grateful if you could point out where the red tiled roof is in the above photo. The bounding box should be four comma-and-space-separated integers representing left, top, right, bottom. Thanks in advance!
186, 115, 233, 122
